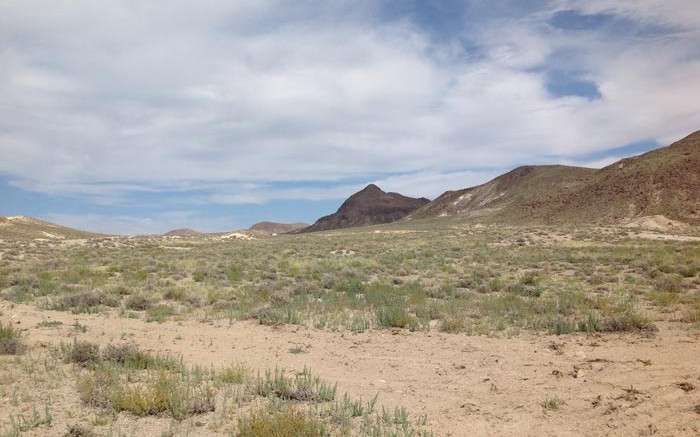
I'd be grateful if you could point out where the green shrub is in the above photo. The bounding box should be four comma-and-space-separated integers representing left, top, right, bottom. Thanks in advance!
376, 305, 418, 330
111, 372, 216, 419
252, 368, 336, 402
598, 312, 656, 332
439, 315, 466, 333
0, 322, 27, 354
65, 423, 97, 437
66, 340, 101, 366
655, 274, 683, 293
677, 265, 699, 278
78, 363, 215, 419
519, 272, 540, 286
59, 291, 119, 313
218, 364, 249, 384
77, 365, 117, 407
192, 270, 207, 283
548, 316, 578, 335
100, 343, 181, 370
682, 302, 700, 324
125, 295, 153, 311
146, 304, 176, 323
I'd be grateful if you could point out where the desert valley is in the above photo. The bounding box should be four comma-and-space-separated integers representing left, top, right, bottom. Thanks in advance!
1, 132, 699, 436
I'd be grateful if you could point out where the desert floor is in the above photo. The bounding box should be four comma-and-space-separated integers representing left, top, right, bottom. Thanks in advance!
2, 299, 699, 437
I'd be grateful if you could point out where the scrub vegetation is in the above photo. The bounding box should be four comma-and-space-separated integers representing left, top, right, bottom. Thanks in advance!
2, 223, 698, 336
1, 220, 699, 435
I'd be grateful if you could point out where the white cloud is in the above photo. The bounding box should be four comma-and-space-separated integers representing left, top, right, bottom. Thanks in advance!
1, 0, 698, 206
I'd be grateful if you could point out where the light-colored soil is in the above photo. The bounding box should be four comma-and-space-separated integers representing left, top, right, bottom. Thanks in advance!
632, 232, 700, 242
2, 301, 699, 437
623, 215, 690, 233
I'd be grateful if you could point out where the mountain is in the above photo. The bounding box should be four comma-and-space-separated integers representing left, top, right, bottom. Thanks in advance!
0, 215, 106, 239
163, 228, 203, 237
303, 184, 430, 232
410, 130, 700, 225
249, 222, 309, 234
410, 165, 596, 222
552, 130, 700, 224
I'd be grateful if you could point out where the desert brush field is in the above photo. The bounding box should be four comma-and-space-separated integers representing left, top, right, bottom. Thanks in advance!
1, 219, 699, 436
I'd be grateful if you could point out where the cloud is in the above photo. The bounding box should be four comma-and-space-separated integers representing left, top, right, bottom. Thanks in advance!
1, 0, 698, 210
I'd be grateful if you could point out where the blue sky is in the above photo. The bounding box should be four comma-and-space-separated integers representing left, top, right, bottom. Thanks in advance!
1, 0, 698, 235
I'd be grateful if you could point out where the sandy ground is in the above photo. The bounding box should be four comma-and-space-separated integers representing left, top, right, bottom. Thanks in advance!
2, 300, 699, 437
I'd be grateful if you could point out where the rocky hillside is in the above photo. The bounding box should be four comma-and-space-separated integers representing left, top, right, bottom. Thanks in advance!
303, 184, 430, 232
249, 222, 309, 234
411, 130, 700, 225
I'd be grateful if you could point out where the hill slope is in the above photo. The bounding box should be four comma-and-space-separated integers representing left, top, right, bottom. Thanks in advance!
303, 184, 430, 232
410, 165, 596, 222
552, 130, 700, 224
411, 130, 700, 225
163, 228, 203, 237
0, 215, 106, 239
249, 222, 309, 234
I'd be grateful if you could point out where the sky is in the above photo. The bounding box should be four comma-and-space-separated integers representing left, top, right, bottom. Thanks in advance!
1, 0, 699, 235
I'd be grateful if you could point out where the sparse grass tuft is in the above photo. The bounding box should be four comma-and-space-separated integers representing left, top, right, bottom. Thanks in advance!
543, 395, 562, 411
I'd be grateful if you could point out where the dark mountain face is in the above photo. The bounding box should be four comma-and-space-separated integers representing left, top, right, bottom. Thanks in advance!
410, 130, 700, 225
303, 184, 430, 232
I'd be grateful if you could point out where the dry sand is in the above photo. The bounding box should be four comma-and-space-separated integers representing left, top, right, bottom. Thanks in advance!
2, 300, 699, 436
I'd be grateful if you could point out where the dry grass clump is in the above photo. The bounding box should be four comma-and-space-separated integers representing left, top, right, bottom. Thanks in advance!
0, 321, 27, 354
65, 423, 97, 437
236, 407, 326, 437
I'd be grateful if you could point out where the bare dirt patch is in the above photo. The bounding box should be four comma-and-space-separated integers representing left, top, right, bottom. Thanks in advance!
2, 301, 699, 436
